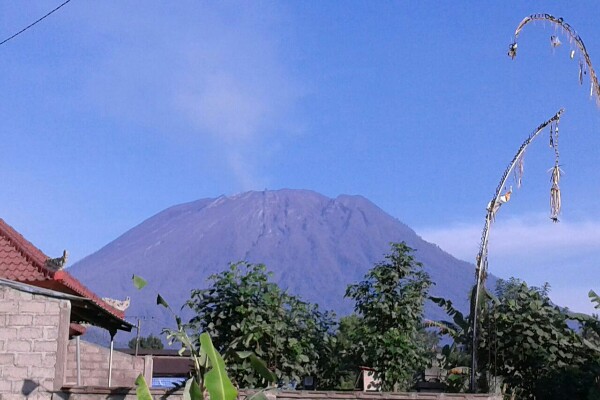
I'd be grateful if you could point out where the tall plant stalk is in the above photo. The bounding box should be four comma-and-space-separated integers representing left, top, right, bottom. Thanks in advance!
508, 14, 600, 105
470, 109, 564, 392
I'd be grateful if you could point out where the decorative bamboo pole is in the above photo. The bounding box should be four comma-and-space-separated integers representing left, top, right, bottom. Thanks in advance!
508, 14, 600, 106
470, 108, 564, 392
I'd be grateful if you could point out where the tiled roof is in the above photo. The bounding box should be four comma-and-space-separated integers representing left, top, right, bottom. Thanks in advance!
0, 220, 51, 282
0, 218, 128, 323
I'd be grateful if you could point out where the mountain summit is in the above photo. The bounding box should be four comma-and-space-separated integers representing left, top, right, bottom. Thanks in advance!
70, 189, 481, 337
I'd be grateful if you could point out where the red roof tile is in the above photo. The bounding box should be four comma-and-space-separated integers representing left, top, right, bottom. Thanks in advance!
0, 218, 127, 322
0, 220, 51, 282
69, 323, 87, 337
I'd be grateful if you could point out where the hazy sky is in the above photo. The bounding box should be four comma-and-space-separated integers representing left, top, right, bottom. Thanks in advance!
2, 1, 600, 313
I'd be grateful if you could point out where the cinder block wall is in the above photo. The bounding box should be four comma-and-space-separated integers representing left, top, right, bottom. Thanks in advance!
65, 339, 151, 387
0, 285, 70, 399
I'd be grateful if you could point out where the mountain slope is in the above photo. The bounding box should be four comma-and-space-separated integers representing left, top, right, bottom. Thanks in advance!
69, 189, 485, 340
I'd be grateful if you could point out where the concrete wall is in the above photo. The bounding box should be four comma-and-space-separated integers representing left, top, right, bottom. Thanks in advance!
0, 284, 70, 400
65, 339, 152, 387
55, 388, 502, 400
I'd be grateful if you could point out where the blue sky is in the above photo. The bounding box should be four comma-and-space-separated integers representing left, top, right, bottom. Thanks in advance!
2, 1, 600, 313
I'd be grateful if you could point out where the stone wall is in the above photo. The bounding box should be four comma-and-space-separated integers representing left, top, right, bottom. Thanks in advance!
0, 284, 70, 400
65, 339, 152, 387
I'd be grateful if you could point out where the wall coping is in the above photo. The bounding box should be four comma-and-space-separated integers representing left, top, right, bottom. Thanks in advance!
58, 387, 501, 400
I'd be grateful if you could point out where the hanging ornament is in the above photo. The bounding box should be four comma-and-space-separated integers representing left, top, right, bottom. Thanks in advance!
549, 119, 561, 222
549, 164, 563, 222
552, 121, 560, 159
570, 50, 575, 59
508, 42, 518, 59
579, 60, 585, 85
514, 152, 525, 188
550, 35, 562, 48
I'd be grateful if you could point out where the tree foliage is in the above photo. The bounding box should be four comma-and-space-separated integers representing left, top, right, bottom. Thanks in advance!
328, 314, 366, 389
478, 278, 600, 399
128, 334, 164, 350
432, 278, 600, 397
185, 262, 336, 388
344, 242, 433, 391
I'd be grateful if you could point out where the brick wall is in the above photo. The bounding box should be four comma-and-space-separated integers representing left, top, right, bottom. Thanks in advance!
0, 284, 70, 400
65, 339, 152, 387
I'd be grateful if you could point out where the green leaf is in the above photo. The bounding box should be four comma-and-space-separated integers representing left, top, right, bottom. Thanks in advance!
200, 332, 237, 400
183, 378, 203, 400
589, 290, 600, 309
199, 345, 208, 367
298, 354, 309, 363
249, 353, 277, 383
157, 294, 170, 309
132, 275, 148, 290
236, 351, 253, 359
134, 374, 152, 400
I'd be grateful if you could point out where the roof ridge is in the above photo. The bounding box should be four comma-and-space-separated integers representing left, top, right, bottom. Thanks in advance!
54, 270, 126, 319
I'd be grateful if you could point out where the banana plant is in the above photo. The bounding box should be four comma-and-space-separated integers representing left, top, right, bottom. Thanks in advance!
132, 275, 276, 400
134, 314, 236, 400
425, 296, 474, 392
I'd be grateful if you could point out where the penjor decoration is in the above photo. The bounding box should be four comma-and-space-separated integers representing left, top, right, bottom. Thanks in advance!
470, 109, 564, 391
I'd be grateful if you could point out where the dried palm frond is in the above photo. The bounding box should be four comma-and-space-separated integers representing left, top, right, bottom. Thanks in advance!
487, 188, 512, 221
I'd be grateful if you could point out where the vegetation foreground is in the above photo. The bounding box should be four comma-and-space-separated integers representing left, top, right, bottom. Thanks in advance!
131, 242, 600, 399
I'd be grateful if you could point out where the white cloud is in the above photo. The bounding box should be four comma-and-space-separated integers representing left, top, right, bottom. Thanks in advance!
79, 2, 303, 189
418, 213, 600, 263
178, 72, 268, 142
417, 213, 600, 315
